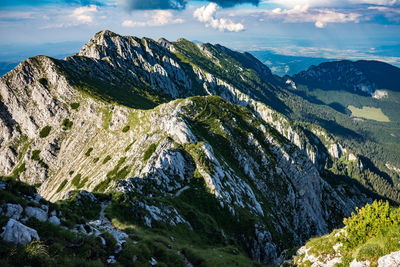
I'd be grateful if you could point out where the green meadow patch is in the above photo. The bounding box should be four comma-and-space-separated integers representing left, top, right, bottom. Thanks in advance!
348, 105, 390, 122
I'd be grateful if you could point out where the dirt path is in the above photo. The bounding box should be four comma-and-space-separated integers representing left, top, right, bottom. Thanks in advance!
99, 201, 111, 225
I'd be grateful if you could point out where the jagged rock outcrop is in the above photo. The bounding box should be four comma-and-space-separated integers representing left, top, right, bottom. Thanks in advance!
77, 30, 194, 99
1, 218, 40, 245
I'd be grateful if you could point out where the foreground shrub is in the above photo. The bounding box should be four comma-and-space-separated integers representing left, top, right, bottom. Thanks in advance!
340, 200, 400, 249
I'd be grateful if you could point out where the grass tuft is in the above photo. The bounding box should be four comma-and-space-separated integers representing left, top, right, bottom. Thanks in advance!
70, 102, 80, 110
85, 148, 93, 157
61, 119, 73, 130
143, 143, 157, 161
39, 126, 52, 138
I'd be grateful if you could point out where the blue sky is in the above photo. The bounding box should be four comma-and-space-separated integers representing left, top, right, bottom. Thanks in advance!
0, 0, 399, 65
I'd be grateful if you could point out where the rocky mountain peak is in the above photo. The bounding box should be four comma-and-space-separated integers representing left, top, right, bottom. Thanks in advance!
157, 37, 176, 52
78, 30, 141, 60
78, 30, 175, 62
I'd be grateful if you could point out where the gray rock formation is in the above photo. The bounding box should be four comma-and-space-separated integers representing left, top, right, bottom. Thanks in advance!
0, 218, 40, 245
25, 206, 48, 222
48, 215, 61, 225
1, 203, 23, 220
378, 250, 400, 267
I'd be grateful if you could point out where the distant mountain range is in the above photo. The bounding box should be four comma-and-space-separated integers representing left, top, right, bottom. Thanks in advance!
0, 62, 18, 77
293, 60, 400, 96
0, 41, 84, 76
250, 50, 338, 76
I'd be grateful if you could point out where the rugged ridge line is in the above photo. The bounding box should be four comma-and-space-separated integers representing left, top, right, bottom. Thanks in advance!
0, 30, 377, 264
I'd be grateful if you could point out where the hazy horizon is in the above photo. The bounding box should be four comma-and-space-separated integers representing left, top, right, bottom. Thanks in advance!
0, 0, 399, 67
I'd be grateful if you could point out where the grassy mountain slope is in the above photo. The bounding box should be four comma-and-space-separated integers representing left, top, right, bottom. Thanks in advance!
1, 30, 399, 264
169, 37, 400, 204
0, 92, 369, 264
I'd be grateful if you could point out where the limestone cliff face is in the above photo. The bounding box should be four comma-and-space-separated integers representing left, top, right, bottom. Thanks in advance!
77, 30, 195, 99
0, 56, 72, 184
0, 30, 371, 264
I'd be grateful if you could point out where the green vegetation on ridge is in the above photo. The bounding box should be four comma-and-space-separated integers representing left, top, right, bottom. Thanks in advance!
295, 200, 400, 267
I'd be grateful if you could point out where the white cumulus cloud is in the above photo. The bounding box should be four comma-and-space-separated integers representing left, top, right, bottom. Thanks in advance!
193, 3, 245, 32
122, 10, 183, 27
263, 5, 361, 28
263, 0, 399, 7
41, 5, 100, 28
315, 21, 325, 27
71, 5, 98, 24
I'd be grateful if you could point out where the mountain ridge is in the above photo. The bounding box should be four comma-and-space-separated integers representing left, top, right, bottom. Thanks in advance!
2, 30, 398, 203
1, 30, 399, 265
